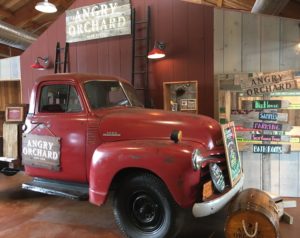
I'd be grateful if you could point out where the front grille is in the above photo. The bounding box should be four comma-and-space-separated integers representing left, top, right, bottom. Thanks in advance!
197, 155, 230, 202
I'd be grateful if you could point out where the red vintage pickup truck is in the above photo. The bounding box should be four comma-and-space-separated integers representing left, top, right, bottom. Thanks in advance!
3, 73, 244, 238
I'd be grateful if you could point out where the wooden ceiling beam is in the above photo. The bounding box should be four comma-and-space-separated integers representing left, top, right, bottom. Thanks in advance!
0, 6, 13, 18
0, 44, 23, 58
217, 0, 224, 7
280, 1, 300, 20
4, 0, 39, 27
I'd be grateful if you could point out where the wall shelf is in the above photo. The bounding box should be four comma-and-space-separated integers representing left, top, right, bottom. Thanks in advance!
163, 81, 198, 114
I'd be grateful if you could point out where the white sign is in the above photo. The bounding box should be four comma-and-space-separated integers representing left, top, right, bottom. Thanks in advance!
66, 0, 131, 43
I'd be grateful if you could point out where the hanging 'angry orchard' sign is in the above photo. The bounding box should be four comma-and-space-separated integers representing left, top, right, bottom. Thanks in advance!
22, 134, 61, 171
66, 0, 131, 43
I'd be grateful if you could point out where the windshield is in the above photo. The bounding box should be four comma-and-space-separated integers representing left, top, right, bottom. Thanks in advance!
84, 80, 143, 109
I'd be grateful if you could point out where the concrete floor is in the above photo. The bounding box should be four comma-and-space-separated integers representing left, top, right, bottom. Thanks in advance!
0, 172, 299, 238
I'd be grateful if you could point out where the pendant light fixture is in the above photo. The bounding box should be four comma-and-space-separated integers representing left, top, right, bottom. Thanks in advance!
148, 41, 166, 59
35, 0, 57, 13
31, 57, 49, 70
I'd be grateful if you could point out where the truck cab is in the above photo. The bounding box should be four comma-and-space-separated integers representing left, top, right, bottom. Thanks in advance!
18, 73, 243, 238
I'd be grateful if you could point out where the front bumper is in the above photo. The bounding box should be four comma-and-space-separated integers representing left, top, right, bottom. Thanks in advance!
192, 174, 244, 217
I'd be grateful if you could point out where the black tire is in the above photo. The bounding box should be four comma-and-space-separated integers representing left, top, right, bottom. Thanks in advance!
0, 167, 19, 176
113, 173, 183, 238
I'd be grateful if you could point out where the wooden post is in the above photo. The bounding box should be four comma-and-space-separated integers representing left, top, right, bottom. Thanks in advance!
262, 94, 271, 191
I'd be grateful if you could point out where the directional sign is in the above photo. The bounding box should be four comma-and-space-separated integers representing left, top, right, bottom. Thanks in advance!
236, 131, 290, 142
244, 121, 292, 131
258, 111, 288, 122
231, 111, 288, 124
242, 100, 290, 110
252, 144, 291, 154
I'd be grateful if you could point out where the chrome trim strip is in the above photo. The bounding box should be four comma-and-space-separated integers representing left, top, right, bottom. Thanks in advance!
192, 174, 244, 217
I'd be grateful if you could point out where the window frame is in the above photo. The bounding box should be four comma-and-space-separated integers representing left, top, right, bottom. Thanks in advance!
37, 82, 84, 114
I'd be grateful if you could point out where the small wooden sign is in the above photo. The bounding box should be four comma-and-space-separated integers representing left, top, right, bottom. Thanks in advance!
242, 100, 290, 110
231, 112, 288, 126
237, 131, 290, 142
258, 111, 288, 122
243, 121, 292, 132
253, 144, 291, 154
240, 69, 297, 96
243, 80, 297, 96
241, 70, 293, 89
221, 122, 243, 187
22, 134, 61, 171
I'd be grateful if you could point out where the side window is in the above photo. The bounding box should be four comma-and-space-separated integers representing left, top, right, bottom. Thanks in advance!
84, 81, 128, 109
39, 84, 83, 113
108, 86, 128, 105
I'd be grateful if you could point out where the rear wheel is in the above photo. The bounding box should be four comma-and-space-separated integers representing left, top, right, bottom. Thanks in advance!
113, 173, 183, 238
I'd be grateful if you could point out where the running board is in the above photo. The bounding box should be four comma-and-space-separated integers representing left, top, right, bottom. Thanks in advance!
22, 178, 89, 201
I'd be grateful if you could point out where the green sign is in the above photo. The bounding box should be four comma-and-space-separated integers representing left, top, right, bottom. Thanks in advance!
252, 100, 282, 109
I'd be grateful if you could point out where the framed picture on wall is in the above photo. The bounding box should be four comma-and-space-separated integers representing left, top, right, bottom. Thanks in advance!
5, 105, 28, 123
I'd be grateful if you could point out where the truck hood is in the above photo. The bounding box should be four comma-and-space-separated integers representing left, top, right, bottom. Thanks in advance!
96, 107, 223, 150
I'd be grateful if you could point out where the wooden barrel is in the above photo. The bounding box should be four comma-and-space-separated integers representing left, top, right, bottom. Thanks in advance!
225, 188, 279, 238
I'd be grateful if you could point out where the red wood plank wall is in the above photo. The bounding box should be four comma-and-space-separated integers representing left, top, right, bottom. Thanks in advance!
20, 0, 214, 116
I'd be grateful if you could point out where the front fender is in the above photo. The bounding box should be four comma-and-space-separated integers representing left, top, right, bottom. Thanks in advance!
89, 140, 202, 208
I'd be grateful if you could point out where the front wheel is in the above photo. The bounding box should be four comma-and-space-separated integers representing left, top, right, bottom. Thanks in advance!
113, 173, 183, 238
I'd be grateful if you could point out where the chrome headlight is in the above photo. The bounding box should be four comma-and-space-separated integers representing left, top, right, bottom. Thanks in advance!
192, 149, 204, 171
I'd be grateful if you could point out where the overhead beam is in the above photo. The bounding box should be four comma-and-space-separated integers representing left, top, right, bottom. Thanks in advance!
0, 44, 23, 58
216, 0, 223, 7
0, 7, 13, 18
5, 0, 39, 27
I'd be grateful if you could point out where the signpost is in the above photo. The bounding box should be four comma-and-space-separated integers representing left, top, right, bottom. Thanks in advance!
237, 70, 300, 190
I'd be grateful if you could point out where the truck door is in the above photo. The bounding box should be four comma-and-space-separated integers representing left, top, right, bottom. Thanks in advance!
24, 82, 88, 182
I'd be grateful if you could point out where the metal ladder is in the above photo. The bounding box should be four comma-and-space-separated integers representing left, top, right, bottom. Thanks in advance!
131, 6, 151, 107
54, 42, 69, 73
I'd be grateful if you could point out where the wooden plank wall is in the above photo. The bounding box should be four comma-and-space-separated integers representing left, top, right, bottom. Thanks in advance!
214, 8, 300, 196
0, 81, 21, 111
214, 8, 300, 74
20, 0, 214, 117
241, 152, 300, 197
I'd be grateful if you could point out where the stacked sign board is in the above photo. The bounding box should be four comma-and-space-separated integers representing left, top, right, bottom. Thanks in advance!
232, 70, 300, 154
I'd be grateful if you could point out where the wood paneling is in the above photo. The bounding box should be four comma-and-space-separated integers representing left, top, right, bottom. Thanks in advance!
241, 151, 300, 197
223, 10, 242, 73
0, 81, 21, 111
280, 18, 300, 71
214, 8, 300, 74
242, 13, 260, 72
20, 0, 215, 117
261, 15, 280, 72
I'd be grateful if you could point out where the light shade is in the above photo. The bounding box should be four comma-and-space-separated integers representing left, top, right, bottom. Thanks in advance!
31, 57, 49, 70
148, 42, 166, 59
35, 0, 57, 13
